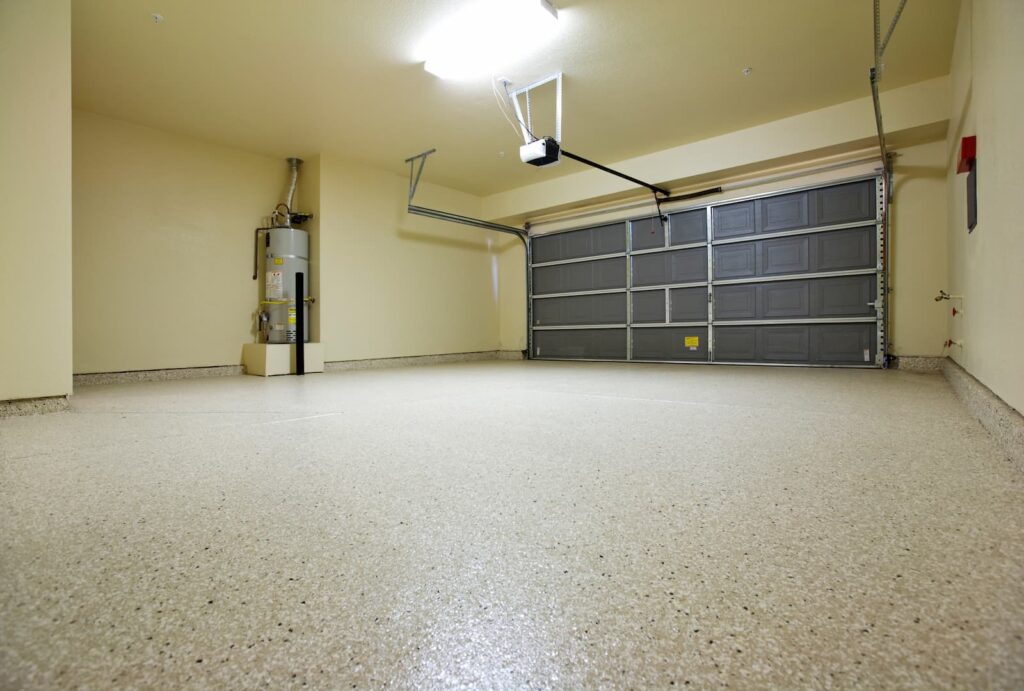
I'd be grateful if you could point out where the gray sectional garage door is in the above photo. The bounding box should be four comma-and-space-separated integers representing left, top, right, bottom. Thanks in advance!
529, 177, 885, 367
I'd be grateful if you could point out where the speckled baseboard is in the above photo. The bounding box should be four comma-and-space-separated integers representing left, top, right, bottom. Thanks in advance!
894, 356, 946, 372
326, 350, 523, 371
72, 352, 526, 386
0, 395, 69, 417
74, 365, 243, 387
943, 359, 1024, 471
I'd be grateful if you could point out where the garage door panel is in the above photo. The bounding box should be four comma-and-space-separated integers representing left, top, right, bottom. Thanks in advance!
759, 326, 810, 361
815, 324, 874, 364
633, 247, 707, 286
533, 257, 626, 295
761, 281, 810, 318
716, 279, 866, 320
715, 324, 875, 364
760, 236, 810, 275
715, 228, 874, 282
712, 201, 756, 239
714, 327, 757, 361
632, 327, 708, 361
815, 180, 875, 225
761, 191, 810, 233
713, 244, 756, 279
814, 226, 875, 271
534, 329, 627, 359
670, 209, 708, 245
532, 223, 626, 263
632, 291, 666, 323
631, 217, 665, 251
533, 293, 626, 326
813, 275, 876, 317
670, 287, 708, 321
713, 285, 757, 320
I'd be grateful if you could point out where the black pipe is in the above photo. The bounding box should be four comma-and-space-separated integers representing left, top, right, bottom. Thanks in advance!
661, 187, 723, 204
295, 272, 305, 376
561, 149, 670, 197
252, 226, 273, 280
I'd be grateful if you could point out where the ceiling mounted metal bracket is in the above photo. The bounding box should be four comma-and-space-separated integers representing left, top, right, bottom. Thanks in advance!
405, 148, 437, 202
509, 72, 562, 145
506, 72, 668, 197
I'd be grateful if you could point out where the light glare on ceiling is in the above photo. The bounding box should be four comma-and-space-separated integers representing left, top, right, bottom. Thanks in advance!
420, 0, 559, 80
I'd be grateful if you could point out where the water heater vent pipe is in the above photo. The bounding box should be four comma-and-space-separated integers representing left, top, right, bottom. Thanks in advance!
280, 157, 303, 227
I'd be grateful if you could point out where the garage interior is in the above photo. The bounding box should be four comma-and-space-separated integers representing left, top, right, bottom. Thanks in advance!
1, 0, 1022, 688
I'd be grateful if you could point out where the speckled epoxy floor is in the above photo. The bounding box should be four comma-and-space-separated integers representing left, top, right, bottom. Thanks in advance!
1, 361, 1022, 689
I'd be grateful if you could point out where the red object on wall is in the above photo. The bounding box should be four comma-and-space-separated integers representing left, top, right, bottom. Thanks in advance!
957, 135, 977, 174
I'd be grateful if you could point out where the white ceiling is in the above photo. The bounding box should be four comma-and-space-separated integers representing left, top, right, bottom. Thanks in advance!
71, 0, 960, 195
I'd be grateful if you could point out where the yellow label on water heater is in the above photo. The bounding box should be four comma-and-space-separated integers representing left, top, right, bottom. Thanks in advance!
684, 336, 700, 349
274, 257, 284, 265
288, 307, 296, 325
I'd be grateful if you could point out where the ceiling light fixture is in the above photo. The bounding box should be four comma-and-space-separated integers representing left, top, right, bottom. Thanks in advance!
419, 0, 559, 81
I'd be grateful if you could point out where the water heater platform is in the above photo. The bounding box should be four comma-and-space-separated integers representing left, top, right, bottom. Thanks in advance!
242, 343, 324, 377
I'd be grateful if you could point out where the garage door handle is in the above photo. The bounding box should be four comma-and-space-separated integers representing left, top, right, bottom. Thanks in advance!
866, 301, 878, 307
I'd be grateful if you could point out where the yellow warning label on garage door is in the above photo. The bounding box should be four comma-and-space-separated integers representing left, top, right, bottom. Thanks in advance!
684, 336, 700, 350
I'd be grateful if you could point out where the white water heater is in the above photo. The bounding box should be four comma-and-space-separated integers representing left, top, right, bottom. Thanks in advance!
262, 227, 309, 343
256, 157, 312, 344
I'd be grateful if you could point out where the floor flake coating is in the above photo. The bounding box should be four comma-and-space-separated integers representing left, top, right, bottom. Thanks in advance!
1, 361, 1022, 688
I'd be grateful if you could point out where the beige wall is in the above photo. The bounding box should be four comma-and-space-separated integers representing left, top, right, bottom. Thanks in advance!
890, 140, 949, 357
945, 0, 1024, 413
72, 117, 504, 372
498, 238, 527, 352
0, 0, 73, 401
72, 111, 285, 373
317, 155, 501, 361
